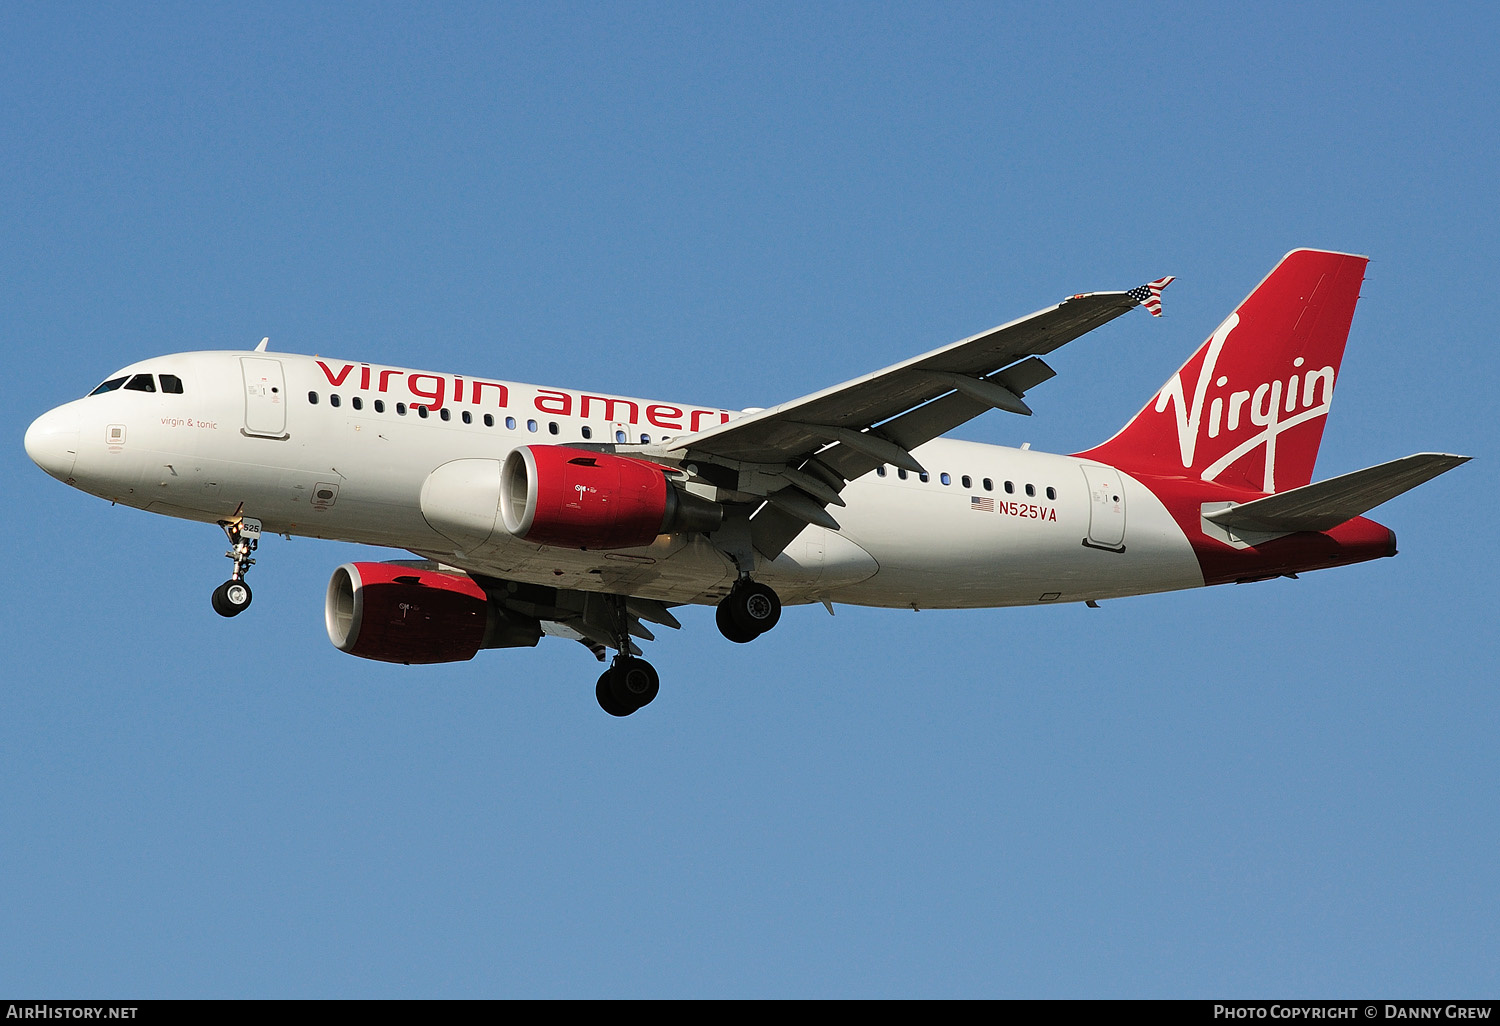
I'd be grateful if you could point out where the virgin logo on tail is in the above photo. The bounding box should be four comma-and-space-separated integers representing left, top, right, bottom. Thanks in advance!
1073, 249, 1366, 496
1154, 312, 1336, 492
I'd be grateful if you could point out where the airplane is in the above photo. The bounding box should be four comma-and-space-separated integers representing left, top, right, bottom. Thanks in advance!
23, 248, 1468, 716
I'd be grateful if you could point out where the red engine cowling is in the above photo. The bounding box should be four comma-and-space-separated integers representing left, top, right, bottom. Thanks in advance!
325, 562, 490, 664
500, 445, 722, 550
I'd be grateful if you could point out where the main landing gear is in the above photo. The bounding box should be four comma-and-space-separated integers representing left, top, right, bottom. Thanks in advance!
211, 512, 262, 618
715, 579, 782, 644
596, 656, 660, 717
592, 579, 782, 716
595, 594, 661, 717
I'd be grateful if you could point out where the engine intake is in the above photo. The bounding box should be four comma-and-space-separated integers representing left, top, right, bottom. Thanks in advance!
325, 562, 540, 664
499, 445, 722, 550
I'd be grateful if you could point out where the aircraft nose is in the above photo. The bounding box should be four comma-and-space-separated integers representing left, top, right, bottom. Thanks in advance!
24, 405, 80, 481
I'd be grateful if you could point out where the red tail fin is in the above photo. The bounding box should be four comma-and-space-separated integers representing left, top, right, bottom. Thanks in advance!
1075, 249, 1368, 493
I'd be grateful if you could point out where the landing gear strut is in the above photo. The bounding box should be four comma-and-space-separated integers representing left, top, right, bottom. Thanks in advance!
211, 512, 261, 618
595, 594, 660, 716
715, 579, 782, 643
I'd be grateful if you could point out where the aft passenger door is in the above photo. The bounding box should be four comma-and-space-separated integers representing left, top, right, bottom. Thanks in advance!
1081, 464, 1126, 551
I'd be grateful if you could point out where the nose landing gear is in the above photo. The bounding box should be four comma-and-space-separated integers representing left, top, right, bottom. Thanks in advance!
211, 578, 252, 617
211, 511, 261, 618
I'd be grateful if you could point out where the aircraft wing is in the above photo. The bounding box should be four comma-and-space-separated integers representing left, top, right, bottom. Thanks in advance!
662, 288, 1152, 467
644, 282, 1169, 557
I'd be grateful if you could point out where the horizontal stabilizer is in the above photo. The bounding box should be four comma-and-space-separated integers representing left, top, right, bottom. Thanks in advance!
1204, 453, 1470, 534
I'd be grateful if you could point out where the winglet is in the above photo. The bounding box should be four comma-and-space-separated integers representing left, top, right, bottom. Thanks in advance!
1126, 276, 1175, 317
255, 337, 270, 352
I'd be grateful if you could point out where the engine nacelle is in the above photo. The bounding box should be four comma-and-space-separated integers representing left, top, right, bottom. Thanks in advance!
499, 445, 722, 550
325, 562, 539, 664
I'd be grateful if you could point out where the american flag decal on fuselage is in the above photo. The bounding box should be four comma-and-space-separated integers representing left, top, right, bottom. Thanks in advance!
971, 496, 994, 512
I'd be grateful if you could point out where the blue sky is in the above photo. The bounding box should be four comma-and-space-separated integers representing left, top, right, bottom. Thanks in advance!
2, 2, 1494, 998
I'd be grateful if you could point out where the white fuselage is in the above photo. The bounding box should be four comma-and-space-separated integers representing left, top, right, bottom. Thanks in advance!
28, 350, 1207, 611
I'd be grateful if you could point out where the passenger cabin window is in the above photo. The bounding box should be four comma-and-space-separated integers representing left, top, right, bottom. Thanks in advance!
417, 405, 429, 418
1046, 486, 1056, 500
1004, 481, 1015, 494
582, 426, 593, 440
983, 478, 993, 491
329, 394, 341, 408
484, 414, 495, 427
307, 391, 319, 405
940, 473, 951, 485
352, 397, 363, 411
876, 466, 887, 477
1025, 483, 1036, 497
396, 403, 407, 415
961, 475, 971, 488
125, 374, 156, 392
461, 411, 471, 424
440, 408, 451, 421
374, 400, 385, 413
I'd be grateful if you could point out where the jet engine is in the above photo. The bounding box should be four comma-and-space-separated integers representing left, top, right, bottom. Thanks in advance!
325, 562, 540, 664
498, 445, 722, 550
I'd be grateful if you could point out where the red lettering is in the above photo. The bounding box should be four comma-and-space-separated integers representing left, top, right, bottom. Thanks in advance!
470, 380, 508, 407
689, 409, 728, 431
408, 373, 446, 409
581, 395, 639, 423
535, 389, 573, 416
646, 404, 683, 430
378, 369, 404, 392
316, 361, 354, 387
360, 365, 371, 389
994, 500, 1058, 523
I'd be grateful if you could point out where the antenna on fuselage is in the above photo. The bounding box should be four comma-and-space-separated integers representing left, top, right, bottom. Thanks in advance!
255, 337, 269, 352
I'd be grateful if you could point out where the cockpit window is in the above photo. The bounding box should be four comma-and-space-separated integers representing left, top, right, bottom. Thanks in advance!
159, 374, 184, 394
89, 376, 128, 396
124, 374, 157, 393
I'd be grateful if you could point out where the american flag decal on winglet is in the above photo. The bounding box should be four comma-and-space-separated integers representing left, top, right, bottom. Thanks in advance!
1127, 275, 1176, 317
